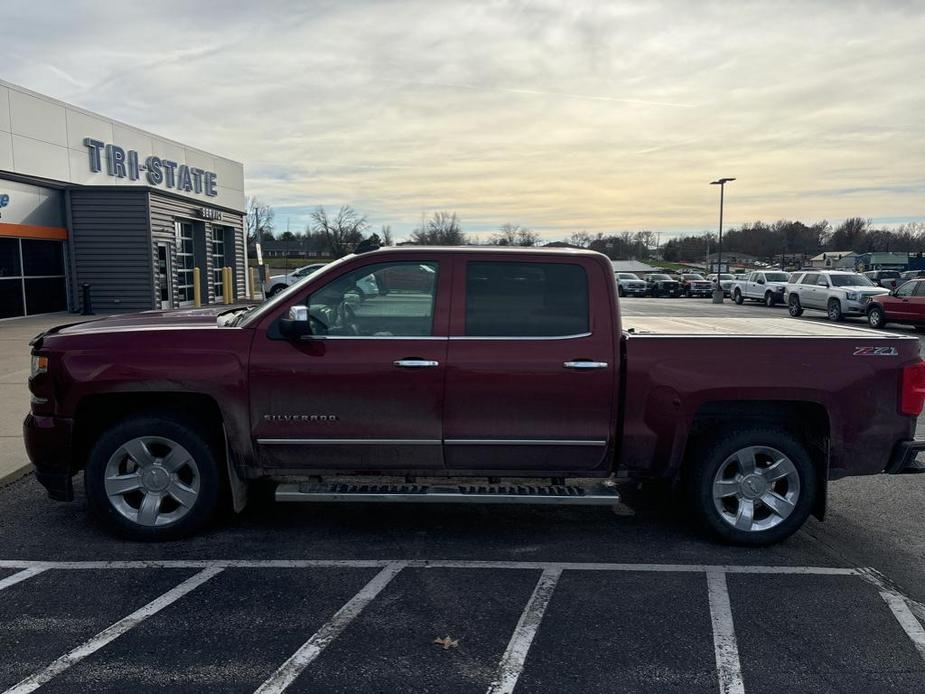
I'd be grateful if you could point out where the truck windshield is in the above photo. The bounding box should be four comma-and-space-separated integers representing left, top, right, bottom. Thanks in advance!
617, 273, 640, 280
649, 274, 671, 281
765, 272, 789, 281
682, 274, 705, 280
831, 274, 874, 287
719, 274, 734, 280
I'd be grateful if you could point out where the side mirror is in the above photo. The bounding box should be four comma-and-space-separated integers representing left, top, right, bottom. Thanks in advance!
757, 278, 765, 285
279, 305, 313, 339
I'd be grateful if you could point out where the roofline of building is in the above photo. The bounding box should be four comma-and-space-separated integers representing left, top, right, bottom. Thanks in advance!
0, 77, 242, 168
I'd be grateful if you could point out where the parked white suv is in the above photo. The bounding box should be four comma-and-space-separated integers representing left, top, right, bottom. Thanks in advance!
732, 271, 791, 307
785, 270, 889, 321
615, 272, 648, 297
265, 263, 328, 297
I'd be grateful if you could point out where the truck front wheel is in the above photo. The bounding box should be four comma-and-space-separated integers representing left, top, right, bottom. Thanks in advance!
85, 412, 222, 541
733, 289, 744, 305
788, 295, 803, 317
687, 428, 816, 546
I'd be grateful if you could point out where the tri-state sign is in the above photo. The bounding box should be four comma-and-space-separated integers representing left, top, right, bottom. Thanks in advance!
83, 138, 219, 197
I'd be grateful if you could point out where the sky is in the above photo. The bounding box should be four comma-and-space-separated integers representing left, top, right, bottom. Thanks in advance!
2, 0, 924, 242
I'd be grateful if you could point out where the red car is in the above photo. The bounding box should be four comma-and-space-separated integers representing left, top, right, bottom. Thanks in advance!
24, 246, 925, 545
867, 278, 925, 329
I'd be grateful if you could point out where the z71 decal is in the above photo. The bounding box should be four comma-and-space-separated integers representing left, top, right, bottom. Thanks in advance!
853, 346, 899, 356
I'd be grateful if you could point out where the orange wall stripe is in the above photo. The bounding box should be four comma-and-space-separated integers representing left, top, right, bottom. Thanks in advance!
0, 222, 68, 240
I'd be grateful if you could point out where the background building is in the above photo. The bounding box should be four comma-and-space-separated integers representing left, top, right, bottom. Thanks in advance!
0, 79, 245, 319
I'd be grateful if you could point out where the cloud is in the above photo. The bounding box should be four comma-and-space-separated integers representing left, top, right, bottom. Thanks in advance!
1, 0, 924, 239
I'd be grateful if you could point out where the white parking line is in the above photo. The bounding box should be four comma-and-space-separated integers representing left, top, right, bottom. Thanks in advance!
0, 558, 861, 574
486, 568, 561, 694
253, 562, 405, 694
2, 566, 223, 694
880, 591, 925, 663
0, 567, 46, 592
706, 571, 745, 694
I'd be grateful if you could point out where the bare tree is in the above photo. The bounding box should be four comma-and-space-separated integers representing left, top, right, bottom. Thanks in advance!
380, 224, 394, 246
565, 231, 593, 248
311, 205, 370, 257
489, 223, 540, 246
410, 211, 464, 245
245, 196, 274, 244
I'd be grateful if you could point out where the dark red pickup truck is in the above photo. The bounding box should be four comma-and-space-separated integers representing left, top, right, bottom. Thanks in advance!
24, 247, 925, 544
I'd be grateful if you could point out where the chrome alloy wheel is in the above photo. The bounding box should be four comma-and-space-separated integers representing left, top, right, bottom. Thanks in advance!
104, 436, 201, 527
711, 446, 800, 533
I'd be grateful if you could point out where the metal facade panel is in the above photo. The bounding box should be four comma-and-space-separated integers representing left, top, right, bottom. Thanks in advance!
147, 192, 245, 306
68, 188, 153, 312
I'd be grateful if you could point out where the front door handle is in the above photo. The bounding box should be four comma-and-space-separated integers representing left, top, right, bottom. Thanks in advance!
394, 359, 440, 368
564, 360, 609, 370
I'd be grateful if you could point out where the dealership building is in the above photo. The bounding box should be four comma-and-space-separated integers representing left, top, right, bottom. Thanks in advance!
0, 79, 246, 319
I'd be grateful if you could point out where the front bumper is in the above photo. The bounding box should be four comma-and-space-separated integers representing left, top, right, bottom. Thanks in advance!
23, 413, 75, 501
885, 439, 925, 474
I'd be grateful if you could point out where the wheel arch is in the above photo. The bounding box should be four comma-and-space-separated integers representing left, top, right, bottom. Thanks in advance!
73, 392, 225, 473
681, 400, 830, 520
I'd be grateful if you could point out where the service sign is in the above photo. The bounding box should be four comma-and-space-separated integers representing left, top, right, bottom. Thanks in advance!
83, 138, 218, 198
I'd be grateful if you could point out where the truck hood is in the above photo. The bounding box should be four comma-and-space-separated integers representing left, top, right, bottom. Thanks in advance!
40, 305, 249, 339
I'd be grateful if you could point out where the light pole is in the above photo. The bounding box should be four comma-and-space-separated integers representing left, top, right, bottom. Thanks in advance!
710, 177, 735, 303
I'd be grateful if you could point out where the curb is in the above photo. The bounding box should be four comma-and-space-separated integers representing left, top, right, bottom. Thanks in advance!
0, 464, 32, 490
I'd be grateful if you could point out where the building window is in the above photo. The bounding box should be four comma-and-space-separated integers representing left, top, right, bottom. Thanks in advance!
0, 237, 67, 319
176, 222, 196, 304
211, 227, 225, 298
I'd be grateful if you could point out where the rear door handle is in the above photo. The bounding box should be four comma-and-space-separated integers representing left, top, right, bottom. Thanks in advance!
564, 360, 609, 370
394, 359, 440, 368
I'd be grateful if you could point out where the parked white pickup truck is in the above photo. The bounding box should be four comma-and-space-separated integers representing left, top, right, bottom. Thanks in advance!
732, 271, 792, 307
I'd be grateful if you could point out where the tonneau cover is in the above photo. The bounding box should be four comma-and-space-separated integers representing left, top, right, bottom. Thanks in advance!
624, 317, 914, 338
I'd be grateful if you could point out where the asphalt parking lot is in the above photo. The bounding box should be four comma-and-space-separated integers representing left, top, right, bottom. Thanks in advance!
1, 299, 924, 694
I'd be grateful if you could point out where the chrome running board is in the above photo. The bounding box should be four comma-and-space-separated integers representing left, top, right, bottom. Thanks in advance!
275, 479, 620, 505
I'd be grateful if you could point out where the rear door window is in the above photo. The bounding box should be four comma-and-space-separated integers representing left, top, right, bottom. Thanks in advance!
914, 282, 925, 297
465, 261, 589, 337
801, 273, 818, 285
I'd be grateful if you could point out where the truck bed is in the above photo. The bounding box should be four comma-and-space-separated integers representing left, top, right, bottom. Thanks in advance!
624, 316, 914, 338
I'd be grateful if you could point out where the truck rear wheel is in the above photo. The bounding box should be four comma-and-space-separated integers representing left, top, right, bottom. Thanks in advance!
85, 412, 222, 541
687, 427, 816, 546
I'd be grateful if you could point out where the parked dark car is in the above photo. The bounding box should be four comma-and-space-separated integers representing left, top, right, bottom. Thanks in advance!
864, 270, 902, 290
645, 273, 682, 297
679, 273, 713, 297
867, 278, 925, 329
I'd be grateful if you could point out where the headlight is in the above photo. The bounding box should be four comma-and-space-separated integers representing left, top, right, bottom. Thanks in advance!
845, 292, 858, 301
31, 355, 48, 378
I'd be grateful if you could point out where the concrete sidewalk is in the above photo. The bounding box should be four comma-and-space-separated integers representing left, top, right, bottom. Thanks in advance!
0, 313, 98, 486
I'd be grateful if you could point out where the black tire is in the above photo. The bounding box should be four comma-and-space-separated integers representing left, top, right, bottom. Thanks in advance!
686, 427, 817, 546
85, 411, 223, 541
764, 292, 775, 307
733, 289, 744, 305
268, 284, 286, 297
788, 294, 803, 317
867, 305, 885, 329
827, 298, 843, 322
618, 286, 625, 297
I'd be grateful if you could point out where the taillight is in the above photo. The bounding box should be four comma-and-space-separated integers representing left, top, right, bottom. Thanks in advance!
900, 360, 925, 415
